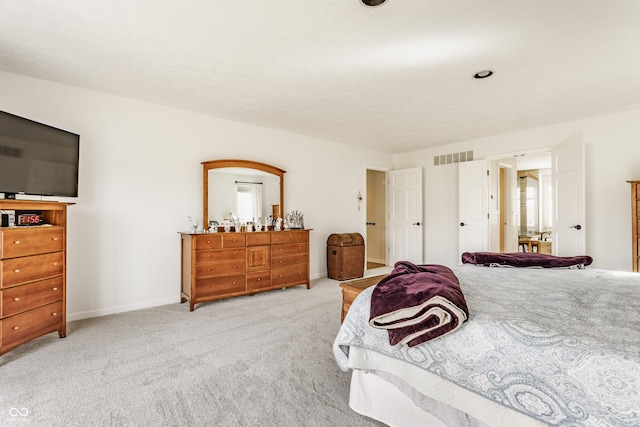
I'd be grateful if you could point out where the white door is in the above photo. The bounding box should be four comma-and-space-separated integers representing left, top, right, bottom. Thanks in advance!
459, 160, 489, 260
552, 140, 586, 255
387, 168, 423, 265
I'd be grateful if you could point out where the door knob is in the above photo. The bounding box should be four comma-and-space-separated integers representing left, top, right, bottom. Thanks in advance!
413, 222, 422, 226
460, 222, 466, 227
570, 224, 582, 230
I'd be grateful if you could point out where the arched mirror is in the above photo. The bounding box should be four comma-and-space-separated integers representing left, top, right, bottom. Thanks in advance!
203, 159, 285, 229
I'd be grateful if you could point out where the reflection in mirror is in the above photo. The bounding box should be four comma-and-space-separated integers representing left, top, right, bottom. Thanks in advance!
517, 164, 551, 237
518, 172, 539, 235
209, 168, 280, 223
202, 160, 285, 230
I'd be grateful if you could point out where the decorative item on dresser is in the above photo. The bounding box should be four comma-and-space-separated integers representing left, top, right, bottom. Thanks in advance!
628, 180, 640, 272
0, 199, 72, 356
180, 229, 310, 311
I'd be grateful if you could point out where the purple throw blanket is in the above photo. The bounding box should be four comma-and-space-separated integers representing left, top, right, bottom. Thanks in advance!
369, 261, 469, 347
461, 252, 593, 268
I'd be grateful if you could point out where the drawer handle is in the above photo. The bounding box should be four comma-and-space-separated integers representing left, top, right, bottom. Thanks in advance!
232, 281, 237, 285
232, 265, 237, 269
13, 297, 20, 301
207, 268, 211, 272
52, 262, 59, 266
52, 287, 59, 291
52, 237, 59, 241
257, 278, 261, 281
52, 312, 58, 316
13, 326, 19, 330
13, 240, 20, 245
14, 269, 20, 273
207, 254, 211, 258
206, 240, 211, 244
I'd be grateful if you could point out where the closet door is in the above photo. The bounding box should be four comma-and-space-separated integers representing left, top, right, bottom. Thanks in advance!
552, 140, 585, 256
387, 168, 423, 265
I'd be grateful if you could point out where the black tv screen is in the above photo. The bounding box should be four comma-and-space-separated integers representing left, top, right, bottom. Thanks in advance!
0, 110, 79, 198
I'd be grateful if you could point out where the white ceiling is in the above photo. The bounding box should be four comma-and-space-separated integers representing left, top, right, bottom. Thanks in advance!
1, 1, 640, 153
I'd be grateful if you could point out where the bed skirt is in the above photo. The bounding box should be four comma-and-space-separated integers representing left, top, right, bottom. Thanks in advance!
350, 369, 448, 427
348, 347, 546, 427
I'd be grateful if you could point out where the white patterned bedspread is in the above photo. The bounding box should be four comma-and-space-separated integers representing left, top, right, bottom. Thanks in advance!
333, 265, 640, 426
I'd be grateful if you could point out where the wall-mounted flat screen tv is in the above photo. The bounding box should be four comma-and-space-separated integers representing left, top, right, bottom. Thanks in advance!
0, 110, 79, 198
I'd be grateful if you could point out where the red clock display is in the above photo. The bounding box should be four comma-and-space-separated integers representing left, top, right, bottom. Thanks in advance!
17, 214, 44, 226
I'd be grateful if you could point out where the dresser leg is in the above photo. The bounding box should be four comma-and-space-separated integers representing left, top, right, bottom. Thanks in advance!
58, 328, 66, 338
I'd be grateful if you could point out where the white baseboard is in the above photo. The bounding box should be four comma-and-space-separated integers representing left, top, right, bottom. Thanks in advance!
67, 296, 181, 322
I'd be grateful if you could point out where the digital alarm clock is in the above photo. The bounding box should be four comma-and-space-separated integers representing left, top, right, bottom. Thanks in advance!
17, 213, 44, 226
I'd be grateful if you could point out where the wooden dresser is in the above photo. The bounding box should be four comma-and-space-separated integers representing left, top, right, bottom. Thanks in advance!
1, 200, 71, 356
180, 229, 310, 310
628, 180, 640, 272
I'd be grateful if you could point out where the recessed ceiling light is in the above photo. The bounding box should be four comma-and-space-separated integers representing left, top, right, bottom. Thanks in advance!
361, 0, 387, 6
474, 70, 494, 79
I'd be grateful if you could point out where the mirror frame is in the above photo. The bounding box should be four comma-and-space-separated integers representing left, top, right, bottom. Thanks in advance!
203, 159, 286, 228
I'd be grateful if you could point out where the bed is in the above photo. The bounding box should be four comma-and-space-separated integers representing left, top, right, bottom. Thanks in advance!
333, 260, 640, 426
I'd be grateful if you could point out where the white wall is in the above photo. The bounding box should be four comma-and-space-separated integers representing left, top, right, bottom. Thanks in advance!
0, 71, 392, 320
395, 108, 640, 271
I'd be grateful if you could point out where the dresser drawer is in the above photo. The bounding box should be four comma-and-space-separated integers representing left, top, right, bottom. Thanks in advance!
1, 277, 63, 318
246, 233, 271, 246
272, 242, 307, 258
247, 246, 270, 272
0, 227, 64, 259
195, 275, 245, 298
222, 235, 246, 248
195, 248, 245, 263
246, 271, 271, 291
289, 230, 308, 243
272, 253, 308, 269
1, 300, 63, 349
1, 252, 64, 288
271, 232, 292, 245
195, 259, 246, 277
195, 235, 222, 250
272, 265, 308, 287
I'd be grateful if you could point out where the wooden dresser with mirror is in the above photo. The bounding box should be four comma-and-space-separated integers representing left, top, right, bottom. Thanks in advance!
180, 159, 310, 311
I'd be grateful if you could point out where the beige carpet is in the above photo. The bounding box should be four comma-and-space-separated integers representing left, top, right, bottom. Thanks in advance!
0, 275, 388, 426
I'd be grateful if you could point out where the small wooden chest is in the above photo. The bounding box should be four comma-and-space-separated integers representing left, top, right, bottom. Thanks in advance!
327, 233, 365, 280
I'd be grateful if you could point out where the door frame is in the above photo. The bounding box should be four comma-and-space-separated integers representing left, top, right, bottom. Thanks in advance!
365, 165, 390, 269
